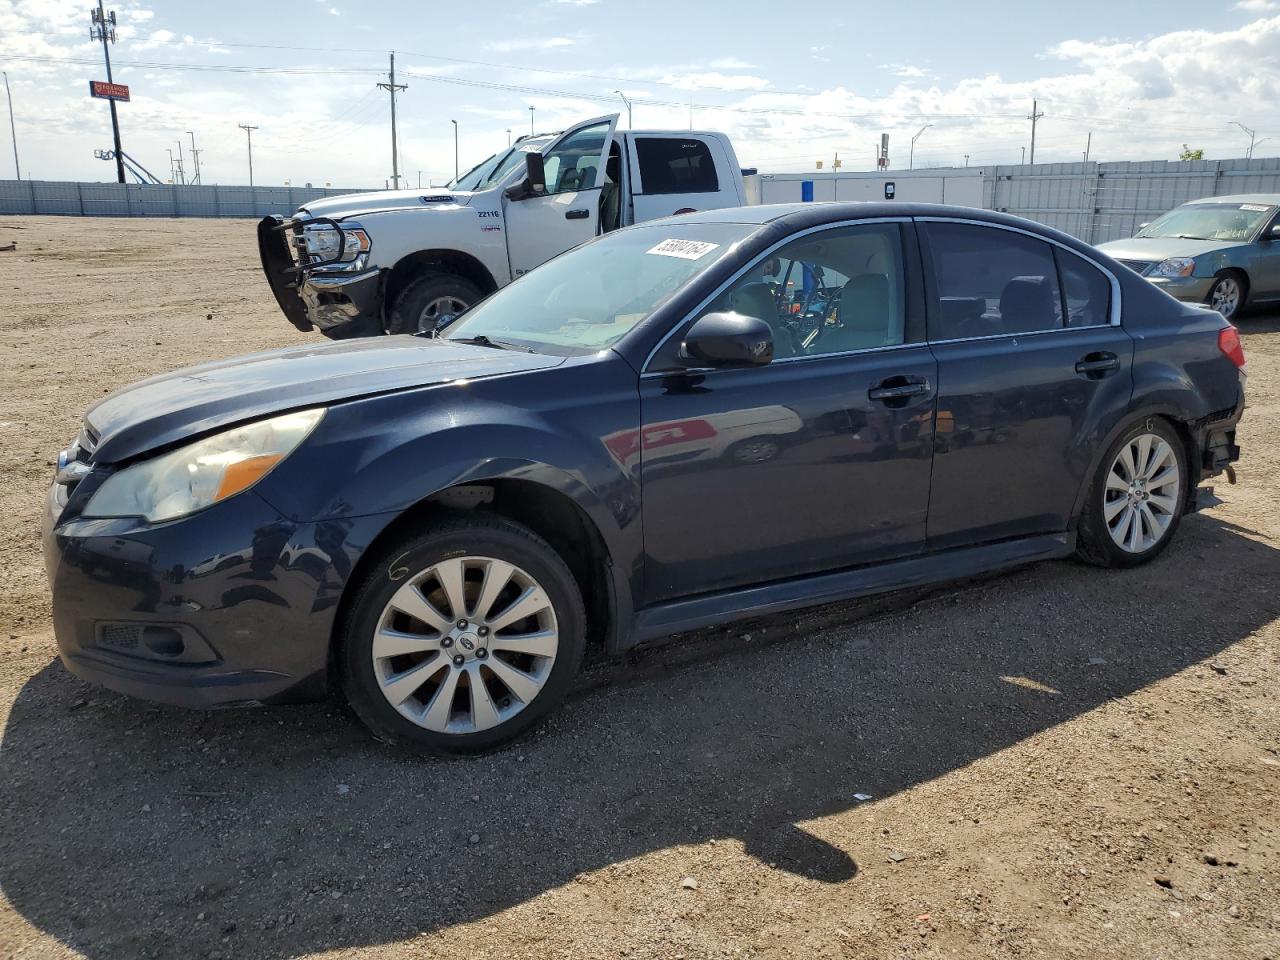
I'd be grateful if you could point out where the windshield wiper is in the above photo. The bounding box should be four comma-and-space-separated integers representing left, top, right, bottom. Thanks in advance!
450, 334, 535, 353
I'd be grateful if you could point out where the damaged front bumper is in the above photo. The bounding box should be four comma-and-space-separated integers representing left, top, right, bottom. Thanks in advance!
256, 215, 385, 339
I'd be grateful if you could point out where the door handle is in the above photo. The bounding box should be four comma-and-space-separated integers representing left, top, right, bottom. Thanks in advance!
868, 380, 930, 402
565, 208, 590, 220
1075, 352, 1120, 378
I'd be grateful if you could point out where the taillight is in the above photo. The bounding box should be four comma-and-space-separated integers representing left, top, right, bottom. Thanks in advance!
1218, 325, 1246, 368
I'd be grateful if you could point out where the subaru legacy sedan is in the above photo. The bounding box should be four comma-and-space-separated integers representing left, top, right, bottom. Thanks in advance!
1097, 193, 1280, 321
44, 203, 1245, 754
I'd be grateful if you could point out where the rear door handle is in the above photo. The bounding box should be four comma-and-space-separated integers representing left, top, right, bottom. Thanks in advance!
565, 208, 590, 220
1075, 352, 1120, 378
868, 380, 930, 402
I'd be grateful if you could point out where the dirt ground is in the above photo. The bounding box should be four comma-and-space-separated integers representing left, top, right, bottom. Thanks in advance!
0, 216, 1277, 960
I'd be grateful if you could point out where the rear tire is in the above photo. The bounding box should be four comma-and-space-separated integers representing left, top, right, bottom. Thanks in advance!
340, 514, 587, 754
1076, 417, 1188, 568
385, 271, 483, 336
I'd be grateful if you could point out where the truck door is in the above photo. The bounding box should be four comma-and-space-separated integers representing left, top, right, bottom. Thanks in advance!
503, 115, 617, 279
628, 135, 733, 223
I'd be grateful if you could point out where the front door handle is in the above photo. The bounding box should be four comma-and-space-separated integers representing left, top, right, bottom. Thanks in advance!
868, 378, 930, 403
1075, 352, 1120, 378
565, 208, 590, 220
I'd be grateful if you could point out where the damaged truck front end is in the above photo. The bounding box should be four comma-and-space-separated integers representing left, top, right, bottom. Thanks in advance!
257, 216, 384, 339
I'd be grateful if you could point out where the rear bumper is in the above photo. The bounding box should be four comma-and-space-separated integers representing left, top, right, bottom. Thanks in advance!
256, 216, 385, 339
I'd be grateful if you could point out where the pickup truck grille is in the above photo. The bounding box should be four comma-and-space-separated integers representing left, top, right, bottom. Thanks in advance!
287, 223, 313, 268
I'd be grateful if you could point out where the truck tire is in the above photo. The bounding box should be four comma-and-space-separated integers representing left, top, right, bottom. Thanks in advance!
386, 272, 483, 336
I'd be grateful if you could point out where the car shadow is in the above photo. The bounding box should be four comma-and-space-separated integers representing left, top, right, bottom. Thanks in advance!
1, 511, 1276, 959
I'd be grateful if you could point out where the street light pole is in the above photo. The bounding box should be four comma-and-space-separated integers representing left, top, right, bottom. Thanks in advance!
909, 124, 931, 170
451, 119, 458, 180
1232, 121, 1257, 160
506, 128, 512, 146
529, 106, 535, 136
187, 130, 200, 184
613, 90, 632, 128
2, 70, 18, 179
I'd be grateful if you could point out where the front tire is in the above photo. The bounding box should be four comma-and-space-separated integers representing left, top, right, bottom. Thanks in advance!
1076, 418, 1187, 568
340, 514, 586, 754
1207, 271, 1247, 322
385, 271, 483, 336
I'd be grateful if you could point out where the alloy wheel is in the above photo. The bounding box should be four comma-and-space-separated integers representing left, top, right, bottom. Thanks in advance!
1103, 433, 1182, 554
417, 295, 469, 334
371, 556, 559, 733
1210, 277, 1241, 320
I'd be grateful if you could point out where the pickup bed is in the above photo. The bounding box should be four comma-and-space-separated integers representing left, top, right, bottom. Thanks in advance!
259, 114, 749, 339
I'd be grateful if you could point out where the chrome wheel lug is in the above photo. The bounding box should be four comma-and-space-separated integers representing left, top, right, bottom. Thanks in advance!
452, 654, 465, 667
441, 637, 453, 649
457, 619, 469, 629
476, 648, 488, 659
477, 626, 489, 637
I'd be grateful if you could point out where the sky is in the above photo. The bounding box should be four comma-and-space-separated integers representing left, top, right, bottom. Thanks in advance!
2, 0, 1280, 187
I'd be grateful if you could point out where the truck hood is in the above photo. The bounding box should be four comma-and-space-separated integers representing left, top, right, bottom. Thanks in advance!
300, 188, 474, 218
1095, 236, 1243, 264
86, 337, 563, 463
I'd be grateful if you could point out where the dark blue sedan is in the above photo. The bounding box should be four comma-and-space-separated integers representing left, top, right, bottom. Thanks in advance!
43, 203, 1246, 753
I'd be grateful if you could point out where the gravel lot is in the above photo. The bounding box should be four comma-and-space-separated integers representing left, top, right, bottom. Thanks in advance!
0, 216, 1277, 960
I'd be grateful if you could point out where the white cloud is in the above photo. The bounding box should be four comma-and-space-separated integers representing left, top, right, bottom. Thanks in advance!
883, 64, 928, 78
657, 71, 771, 92
487, 36, 575, 52
1234, 0, 1276, 11
709, 56, 757, 70
550, 0, 600, 5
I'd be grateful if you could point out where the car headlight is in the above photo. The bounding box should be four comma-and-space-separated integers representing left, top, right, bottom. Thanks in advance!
83, 409, 325, 523
1152, 257, 1196, 278
303, 222, 371, 266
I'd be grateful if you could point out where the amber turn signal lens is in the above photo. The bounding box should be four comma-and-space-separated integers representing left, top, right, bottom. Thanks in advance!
214, 454, 284, 502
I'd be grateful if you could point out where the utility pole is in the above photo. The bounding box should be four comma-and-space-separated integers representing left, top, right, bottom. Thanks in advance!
1232, 121, 1257, 160
2, 71, 18, 179
1027, 98, 1044, 165
238, 123, 258, 186
175, 139, 185, 184
90, 1, 125, 183
1021, 146, 1026, 164
166, 148, 174, 183
529, 106, 535, 136
451, 119, 458, 180
964, 154, 970, 167
1084, 131, 1092, 163
376, 52, 407, 189
187, 130, 200, 184
909, 124, 931, 170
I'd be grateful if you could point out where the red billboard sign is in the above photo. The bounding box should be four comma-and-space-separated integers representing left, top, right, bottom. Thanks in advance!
89, 81, 130, 102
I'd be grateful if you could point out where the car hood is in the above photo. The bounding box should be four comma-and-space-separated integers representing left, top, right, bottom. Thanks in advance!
300, 188, 474, 218
86, 337, 564, 463
1096, 236, 1244, 263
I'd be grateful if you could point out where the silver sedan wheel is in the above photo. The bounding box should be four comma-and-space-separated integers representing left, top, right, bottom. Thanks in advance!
1210, 277, 1241, 320
371, 556, 559, 734
1104, 433, 1182, 554
417, 296, 469, 334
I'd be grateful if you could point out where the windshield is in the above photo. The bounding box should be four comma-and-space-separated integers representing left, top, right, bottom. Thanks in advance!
1138, 202, 1274, 242
450, 137, 554, 191
443, 223, 754, 354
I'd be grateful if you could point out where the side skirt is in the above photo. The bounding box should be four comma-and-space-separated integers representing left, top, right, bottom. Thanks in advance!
629, 532, 1076, 645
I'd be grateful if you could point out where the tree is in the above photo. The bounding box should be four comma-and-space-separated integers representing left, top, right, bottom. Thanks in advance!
1180, 144, 1205, 161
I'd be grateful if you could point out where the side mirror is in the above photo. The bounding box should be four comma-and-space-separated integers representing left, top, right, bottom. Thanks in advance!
1269, 223, 1280, 239
1137, 222, 1151, 231
503, 152, 548, 201
679, 312, 774, 368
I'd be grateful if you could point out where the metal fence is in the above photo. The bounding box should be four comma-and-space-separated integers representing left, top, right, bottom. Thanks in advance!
984, 157, 1280, 244
0, 179, 367, 217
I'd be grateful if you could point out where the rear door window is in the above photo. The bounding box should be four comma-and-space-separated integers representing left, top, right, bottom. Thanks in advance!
923, 222, 1063, 340
635, 138, 719, 195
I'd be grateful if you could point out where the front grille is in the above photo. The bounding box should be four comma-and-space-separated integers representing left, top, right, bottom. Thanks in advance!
1116, 259, 1153, 275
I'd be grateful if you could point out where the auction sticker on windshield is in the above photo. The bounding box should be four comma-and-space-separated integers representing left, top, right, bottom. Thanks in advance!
1240, 204, 1272, 212
646, 239, 720, 260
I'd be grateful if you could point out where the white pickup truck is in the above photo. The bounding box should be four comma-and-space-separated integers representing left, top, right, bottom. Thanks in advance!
258, 113, 750, 338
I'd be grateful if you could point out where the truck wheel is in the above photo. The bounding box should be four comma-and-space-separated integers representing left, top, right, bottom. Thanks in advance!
386, 272, 483, 336
340, 514, 587, 754
1076, 417, 1187, 568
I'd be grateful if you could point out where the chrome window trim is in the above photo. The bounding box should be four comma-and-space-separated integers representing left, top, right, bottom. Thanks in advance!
914, 215, 1123, 331
640, 216, 914, 376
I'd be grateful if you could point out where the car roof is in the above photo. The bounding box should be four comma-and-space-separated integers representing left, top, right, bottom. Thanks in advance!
659, 201, 1062, 235
1186, 193, 1280, 206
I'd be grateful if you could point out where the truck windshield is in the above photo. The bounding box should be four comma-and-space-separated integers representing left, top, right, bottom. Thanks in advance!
442, 223, 754, 354
450, 137, 554, 191
1138, 202, 1275, 242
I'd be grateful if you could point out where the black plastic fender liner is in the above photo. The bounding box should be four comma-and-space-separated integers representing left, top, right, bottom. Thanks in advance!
256, 216, 314, 332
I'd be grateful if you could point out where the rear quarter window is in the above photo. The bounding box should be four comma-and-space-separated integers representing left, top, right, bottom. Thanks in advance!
1056, 248, 1112, 327
636, 138, 719, 195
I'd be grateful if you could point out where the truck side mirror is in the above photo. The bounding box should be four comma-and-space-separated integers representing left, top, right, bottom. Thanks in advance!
525, 152, 547, 196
